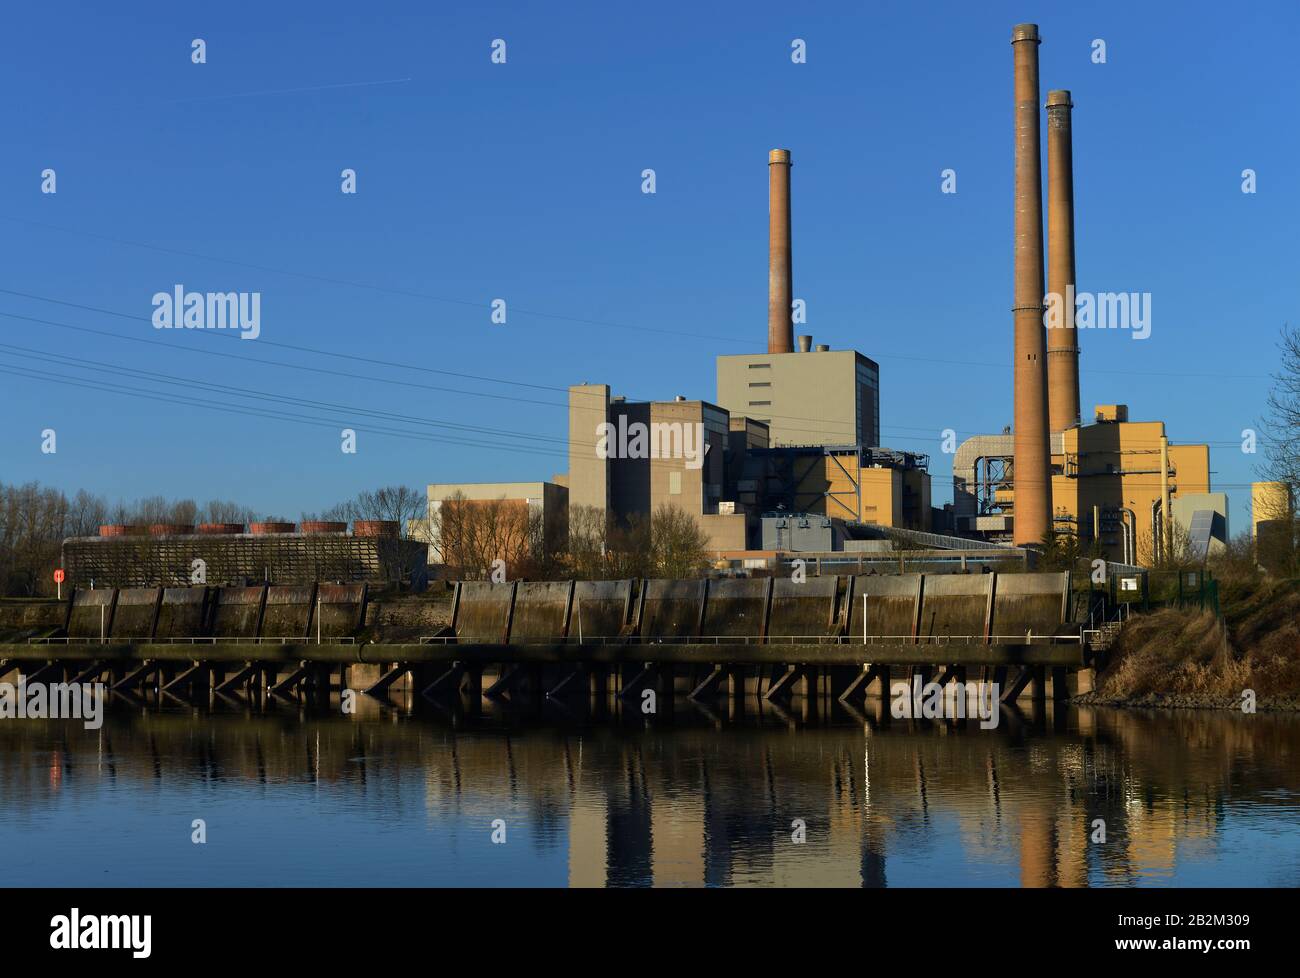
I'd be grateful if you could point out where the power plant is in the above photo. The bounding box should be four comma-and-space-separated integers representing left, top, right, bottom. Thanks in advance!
420, 22, 1228, 572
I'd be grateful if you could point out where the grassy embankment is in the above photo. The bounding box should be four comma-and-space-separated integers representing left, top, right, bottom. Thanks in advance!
1080, 577, 1300, 710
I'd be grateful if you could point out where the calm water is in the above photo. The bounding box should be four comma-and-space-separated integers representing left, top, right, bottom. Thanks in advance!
1, 697, 1297, 887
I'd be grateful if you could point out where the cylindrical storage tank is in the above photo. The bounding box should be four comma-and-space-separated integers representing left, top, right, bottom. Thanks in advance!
148, 524, 193, 536
197, 522, 245, 535
98, 524, 138, 537
301, 521, 347, 534
797, 335, 812, 352
249, 521, 297, 535
814, 344, 829, 352
353, 520, 399, 538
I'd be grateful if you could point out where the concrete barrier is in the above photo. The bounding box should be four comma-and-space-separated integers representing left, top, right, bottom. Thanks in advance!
316, 584, 367, 638
67, 588, 116, 640
262, 584, 316, 639
435, 573, 1072, 645
156, 587, 209, 638
769, 576, 840, 638
702, 578, 769, 637
510, 582, 573, 641
111, 587, 162, 639
0, 599, 66, 639
991, 571, 1070, 637
210, 585, 267, 639
571, 580, 633, 640
916, 574, 992, 639
848, 574, 921, 640
453, 582, 514, 643
639, 579, 707, 638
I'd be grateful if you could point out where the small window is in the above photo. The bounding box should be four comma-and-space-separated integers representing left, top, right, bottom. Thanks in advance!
748, 362, 771, 369
749, 400, 771, 407
669, 471, 681, 495
748, 381, 771, 388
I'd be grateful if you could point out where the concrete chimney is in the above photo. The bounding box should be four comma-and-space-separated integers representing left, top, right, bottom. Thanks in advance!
1011, 24, 1053, 547
1046, 89, 1081, 432
768, 149, 794, 354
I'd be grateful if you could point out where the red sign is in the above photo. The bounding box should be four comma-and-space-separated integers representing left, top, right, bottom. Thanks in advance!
53, 569, 65, 584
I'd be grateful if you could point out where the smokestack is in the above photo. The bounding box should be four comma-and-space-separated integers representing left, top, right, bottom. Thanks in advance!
768, 149, 794, 354
797, 334, 812, 352
1011, 24, 1053, 547
1046, 89, 1081, 432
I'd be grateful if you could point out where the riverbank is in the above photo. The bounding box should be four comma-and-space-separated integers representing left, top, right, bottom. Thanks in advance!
1076, 579, 1300, 711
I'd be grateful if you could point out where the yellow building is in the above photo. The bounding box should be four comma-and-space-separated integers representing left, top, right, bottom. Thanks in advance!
794, 450, 932, 530
954, 405, 1211, 562
1252, 481, 1293, 534
1052, 412, 1209, 563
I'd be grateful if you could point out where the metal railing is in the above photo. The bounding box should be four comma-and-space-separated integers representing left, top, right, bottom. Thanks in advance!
25, 636, 357, 646
419, 633, 1081, 647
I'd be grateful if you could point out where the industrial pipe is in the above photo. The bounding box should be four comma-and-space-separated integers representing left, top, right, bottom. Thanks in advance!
1160, 435, 1171, 559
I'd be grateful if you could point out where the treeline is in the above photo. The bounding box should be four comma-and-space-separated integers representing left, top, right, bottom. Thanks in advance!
435, 497, 710, 581
0, 481, 427, 597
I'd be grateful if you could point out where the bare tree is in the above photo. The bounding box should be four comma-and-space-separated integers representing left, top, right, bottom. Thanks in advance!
650, 505, 709, 578
200, 500, 257, 525
1262, 323, 1300, 493
324, 486, 426, 535
1255, 323, 1300, 574
433, 493, 532, 580
565, 504, 611, 579
1137, 519, 1198, 571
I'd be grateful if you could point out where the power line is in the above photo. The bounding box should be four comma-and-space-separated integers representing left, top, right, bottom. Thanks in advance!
0, 362, 567, 459
0, 342, 569, 448
0, 293, 1274, 449
0, 216, 1276, 379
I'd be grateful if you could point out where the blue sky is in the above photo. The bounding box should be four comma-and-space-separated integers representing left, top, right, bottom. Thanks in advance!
1, 0, 1295, 531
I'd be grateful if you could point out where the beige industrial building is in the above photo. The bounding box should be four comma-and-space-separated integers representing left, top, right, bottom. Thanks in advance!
715, 342, 880, 449
562, 384, 748, 550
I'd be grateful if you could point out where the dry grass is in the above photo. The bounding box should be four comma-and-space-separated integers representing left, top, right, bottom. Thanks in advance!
1090, 581, 1300, 710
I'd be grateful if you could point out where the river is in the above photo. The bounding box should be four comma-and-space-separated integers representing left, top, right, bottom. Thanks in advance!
1, 698, 1296, 886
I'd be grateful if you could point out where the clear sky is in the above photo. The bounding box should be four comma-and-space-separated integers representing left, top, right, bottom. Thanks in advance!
1, 0, 1295, 532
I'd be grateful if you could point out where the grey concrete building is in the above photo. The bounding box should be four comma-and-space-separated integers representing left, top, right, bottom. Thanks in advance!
715, 345, 880, 449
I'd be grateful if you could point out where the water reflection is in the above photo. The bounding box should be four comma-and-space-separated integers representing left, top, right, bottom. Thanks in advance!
0, 699, 1296, 887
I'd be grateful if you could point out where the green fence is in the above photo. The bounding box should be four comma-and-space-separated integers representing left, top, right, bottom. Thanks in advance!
1073, 566, 1221, 622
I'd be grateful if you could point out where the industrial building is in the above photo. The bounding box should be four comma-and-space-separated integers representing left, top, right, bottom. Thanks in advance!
62, 521, 427, 588
715, 343, 880, 449
954, 405, 1216, 562
561, 385, 748, 550
424, 481, 569, 563
951, 25, 1219, 564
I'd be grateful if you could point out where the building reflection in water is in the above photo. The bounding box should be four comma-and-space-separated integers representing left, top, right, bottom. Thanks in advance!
0, 699, 1294, 887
